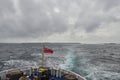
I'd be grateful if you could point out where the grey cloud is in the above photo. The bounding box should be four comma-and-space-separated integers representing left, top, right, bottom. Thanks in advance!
19, 0, 69, 35
73, 0, 120, 32
0, 0, 120, 42
0, 0, 69, 39
96, 0, 120, 11
0, 0, 15, 16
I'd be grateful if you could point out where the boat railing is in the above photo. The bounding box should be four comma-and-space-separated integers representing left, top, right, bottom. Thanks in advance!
61, 69, 86, 80
0, 66, 34, 79
0, 66, 86, 80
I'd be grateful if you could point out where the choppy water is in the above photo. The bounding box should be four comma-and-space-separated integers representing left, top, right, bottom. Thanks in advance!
0, 43, 120, 80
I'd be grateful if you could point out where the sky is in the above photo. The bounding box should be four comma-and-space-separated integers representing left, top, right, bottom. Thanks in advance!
0, 0, 120, 43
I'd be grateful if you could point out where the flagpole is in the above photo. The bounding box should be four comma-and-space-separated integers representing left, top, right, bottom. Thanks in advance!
42, 47, 44, 67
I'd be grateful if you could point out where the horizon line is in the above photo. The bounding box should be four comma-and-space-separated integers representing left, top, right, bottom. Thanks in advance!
0, 42, 119, 44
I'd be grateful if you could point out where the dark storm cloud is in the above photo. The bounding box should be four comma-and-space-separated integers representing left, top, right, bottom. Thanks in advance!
0, 0, 120, 42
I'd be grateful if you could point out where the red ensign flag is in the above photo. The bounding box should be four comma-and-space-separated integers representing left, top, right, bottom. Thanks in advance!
43, 48, 53, 54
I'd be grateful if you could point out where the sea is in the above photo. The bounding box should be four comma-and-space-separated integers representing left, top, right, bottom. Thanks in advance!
0, 43, 120, 80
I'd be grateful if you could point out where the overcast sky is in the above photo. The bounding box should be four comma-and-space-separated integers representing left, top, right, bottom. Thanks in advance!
0, 0, 120, 43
